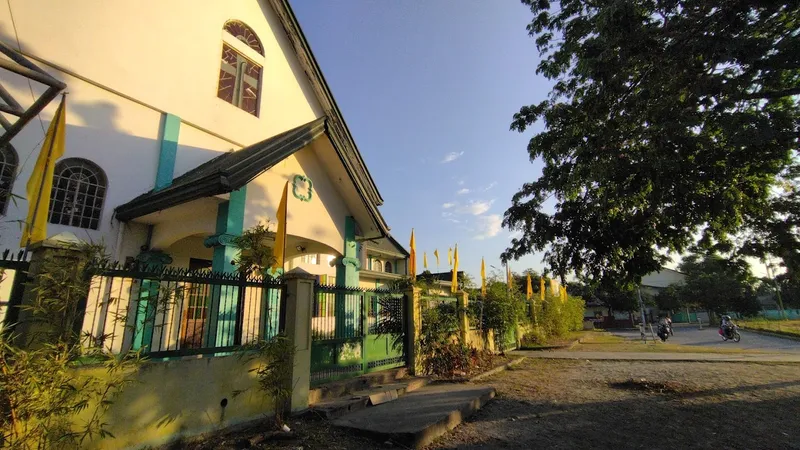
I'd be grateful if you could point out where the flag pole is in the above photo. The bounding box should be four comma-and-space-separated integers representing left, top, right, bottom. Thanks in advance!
23, 93, 65, 258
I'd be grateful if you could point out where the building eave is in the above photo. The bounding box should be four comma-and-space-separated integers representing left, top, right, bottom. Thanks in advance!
267, 0, 384, 207
360, 270, 403, 280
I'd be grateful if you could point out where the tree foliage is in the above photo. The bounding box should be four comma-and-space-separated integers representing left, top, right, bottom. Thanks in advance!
503, 0, 800, 285
1, 243, 140, 449
677, 252, 760, 316
233, 222, 277, 276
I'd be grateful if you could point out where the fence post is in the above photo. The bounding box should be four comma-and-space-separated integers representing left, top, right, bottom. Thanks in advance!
233, 272, 247, 346
458, 291, 469, 345
403, 286, 422, 375
283, 269, 316, 412
14, 232, 89, 348
361, 292, 369, 373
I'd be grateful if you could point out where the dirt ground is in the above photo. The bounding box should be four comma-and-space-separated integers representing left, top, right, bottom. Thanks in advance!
430, 358, 800, 450
181, 357, 800, 450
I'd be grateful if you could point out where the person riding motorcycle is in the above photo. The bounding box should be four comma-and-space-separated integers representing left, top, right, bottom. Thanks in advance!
657, 316, 670, 341
720, 315, 735, 337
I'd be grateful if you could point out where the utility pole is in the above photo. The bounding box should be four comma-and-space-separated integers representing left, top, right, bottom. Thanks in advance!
764, 257, 786, 320
637, 286, 647, 343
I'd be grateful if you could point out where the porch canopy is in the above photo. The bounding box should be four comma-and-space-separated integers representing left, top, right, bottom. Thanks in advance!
114, 117, 390, 258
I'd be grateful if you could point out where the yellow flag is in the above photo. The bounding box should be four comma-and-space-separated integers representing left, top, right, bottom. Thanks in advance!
451, 244, 459, 293
271, 181, 289, 271
409, 229, 417, 281
480, 257, 486, 297
21, 96, 67, 247
526, 275, 533, 300
423, 252, 428, 269
561, 285, 567, 302
433, 249, 440, 267
448, 247, 453, 267
540, 277, 545, 301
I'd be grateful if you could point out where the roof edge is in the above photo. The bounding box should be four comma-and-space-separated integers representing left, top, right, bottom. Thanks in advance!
268, 0, 384, 206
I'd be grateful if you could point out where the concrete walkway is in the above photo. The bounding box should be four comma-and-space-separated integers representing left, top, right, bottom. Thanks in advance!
331, 383, 495, 449
512, 350, 800, 363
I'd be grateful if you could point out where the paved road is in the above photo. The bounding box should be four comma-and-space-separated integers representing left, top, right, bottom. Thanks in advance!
611, 324, 800, 353
513, 350, 800, 362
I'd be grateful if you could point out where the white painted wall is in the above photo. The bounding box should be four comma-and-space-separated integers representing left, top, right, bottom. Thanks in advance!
0, 0, 323, 148
0, 67, 161, 253
167, 236, 214, 270
244, 144, 351, 258
641, 269, 685, 289
0, 0, 333, 260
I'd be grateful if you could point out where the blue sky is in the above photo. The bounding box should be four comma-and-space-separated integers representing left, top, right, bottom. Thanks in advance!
291, 1, 553, 280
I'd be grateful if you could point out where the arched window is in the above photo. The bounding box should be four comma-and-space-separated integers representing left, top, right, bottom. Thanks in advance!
48, 158, 107, 230
372, 260, 382, 272
218, 20, 263, 116
0, 145, 18, 214
385, 261, 393, 274
223, 20, 264, 56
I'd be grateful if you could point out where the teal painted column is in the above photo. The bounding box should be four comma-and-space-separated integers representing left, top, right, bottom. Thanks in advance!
335, 216, 360, 349
204, 187, 247, 347
335, 216, 360, 287
155, 113, 181, 191
131, 251, 173, 353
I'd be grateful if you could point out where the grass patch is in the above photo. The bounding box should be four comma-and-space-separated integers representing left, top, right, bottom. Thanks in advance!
519, 331, 590, 350
739, 318, 800, 339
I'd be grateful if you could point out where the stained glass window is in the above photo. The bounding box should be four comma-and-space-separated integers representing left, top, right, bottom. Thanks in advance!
223, 20, 264, 56
217, 42, 262, 116
48, 158, 107, 230
0, 145, 18, 214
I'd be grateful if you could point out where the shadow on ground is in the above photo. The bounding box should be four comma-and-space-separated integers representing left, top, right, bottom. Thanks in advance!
431, 359, 800, 450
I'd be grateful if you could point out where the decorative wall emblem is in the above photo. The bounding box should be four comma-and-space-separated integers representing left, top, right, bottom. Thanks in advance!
292, 174, 313, 202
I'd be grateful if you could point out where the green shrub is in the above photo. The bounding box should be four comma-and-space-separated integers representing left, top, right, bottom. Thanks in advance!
526, 294, 585, 344
418, 303, 471, 378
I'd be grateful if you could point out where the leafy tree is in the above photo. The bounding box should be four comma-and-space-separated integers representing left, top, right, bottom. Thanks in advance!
678, 252, 760, 316
741, 163, 800, 281
502, 0, 800, 286
232, 222, 276, 276
655, 284, 683, 312
593, 284, 640, 313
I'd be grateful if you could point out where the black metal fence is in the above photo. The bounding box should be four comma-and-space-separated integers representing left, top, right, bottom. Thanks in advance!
80, 264, 286, 358
0, 249, 31, 331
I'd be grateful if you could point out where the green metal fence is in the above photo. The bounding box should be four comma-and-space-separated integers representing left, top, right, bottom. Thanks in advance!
310, 284, 406, 386
79, 263, 285, 358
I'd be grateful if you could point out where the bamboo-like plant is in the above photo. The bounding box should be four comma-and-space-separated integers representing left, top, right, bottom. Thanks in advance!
0, 243, 141, 449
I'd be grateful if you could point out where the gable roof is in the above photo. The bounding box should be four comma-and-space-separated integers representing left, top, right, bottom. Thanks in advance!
117, 1, 390, 235
115, 117, 389, 236
267, 0, 383, 208
364, 235, 410, 257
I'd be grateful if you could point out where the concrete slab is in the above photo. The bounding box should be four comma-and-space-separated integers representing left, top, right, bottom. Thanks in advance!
332, 383, 496, 449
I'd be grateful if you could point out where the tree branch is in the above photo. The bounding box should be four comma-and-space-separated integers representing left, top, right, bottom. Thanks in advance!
737, 87, 800, 100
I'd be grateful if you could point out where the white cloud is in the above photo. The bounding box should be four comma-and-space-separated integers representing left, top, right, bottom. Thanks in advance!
458, 180, 465, 186
458, 199, 494, 215
442, 202, 456, 209
457, 188, 470, 195
474, 214, 503, 240
441, 151, 465, 163
484, 181, 497, 191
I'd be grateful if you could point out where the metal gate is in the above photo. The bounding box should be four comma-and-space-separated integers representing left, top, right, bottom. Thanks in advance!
310, 285, 406, 386
0, 250, 31, 332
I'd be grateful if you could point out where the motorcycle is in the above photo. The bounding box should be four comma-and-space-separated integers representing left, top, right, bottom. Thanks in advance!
719, 324, 741, 342
657, 323, 670, 342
